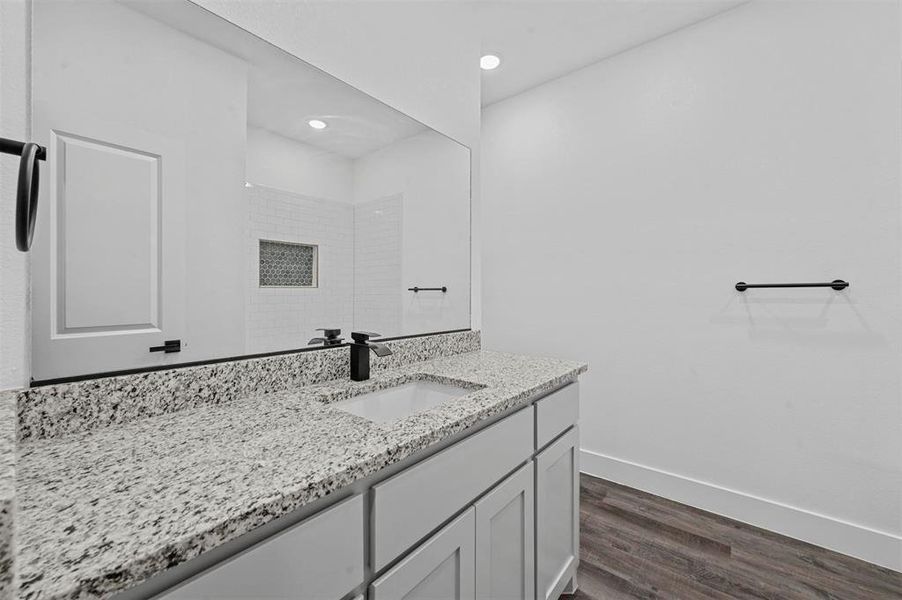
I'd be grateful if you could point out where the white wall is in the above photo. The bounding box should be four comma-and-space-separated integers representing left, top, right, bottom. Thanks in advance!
482, 0, 902, 570
0, 0, 30, 390
354, 131, 471, 335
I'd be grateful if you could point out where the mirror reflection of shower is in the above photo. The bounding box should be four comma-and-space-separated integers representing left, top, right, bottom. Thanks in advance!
28, 0, 471, 380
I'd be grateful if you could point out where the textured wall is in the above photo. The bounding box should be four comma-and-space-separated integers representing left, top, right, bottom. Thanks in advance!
0, 0, 29, 392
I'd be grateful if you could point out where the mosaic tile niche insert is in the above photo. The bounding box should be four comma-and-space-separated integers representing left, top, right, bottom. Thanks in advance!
259, 239, 318, 287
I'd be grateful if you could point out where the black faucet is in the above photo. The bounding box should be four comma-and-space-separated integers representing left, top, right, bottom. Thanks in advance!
308, 328, 344, 347
350, 331, 392, 381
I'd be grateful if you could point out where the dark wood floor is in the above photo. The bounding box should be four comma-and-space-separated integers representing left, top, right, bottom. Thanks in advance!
569, 474, 902, 600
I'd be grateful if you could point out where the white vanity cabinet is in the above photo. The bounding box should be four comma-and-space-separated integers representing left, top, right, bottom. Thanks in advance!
158, 494, 364, 600
371, 407, 533, 571
142, 382, 581, 600
475, 462, 535, 600
536, 425, 580, 600
370, 508, 476, 600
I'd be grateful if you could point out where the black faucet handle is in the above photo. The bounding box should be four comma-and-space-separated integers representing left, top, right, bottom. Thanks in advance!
316, 328, 342, 339
351, 331, 381, 343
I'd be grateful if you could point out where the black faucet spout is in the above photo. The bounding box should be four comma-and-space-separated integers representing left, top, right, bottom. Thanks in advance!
369, 342, 392, 358
308, 328, 344, 347
349, 332, 393, 381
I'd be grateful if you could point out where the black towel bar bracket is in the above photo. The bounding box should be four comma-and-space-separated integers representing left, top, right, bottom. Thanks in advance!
408, 286, 447, 293
735, 280, 849, 292
1, 136, 47, 252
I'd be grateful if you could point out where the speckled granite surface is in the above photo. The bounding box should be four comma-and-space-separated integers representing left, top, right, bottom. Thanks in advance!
18, 330, 480, 442
17, 350, 586, 600
0, 390, 16, 600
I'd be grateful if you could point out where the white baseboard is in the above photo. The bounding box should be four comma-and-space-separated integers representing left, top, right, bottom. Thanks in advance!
580, 449, 902, 572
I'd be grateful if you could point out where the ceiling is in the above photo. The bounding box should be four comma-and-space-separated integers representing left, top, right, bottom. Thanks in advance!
248, 62, 427, 159
478, 0, 748, 106
128, 0, 428, 159
131, 0, 749, 151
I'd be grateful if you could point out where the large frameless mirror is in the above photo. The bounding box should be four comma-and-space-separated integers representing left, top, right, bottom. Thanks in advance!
28, 0, 471, 382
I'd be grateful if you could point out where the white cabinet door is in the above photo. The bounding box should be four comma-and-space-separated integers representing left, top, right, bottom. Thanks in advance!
160, 494, 364, 600
475, 462, 534, 600
372, 407, 532, 571
535, 383, 579, 450
535, 426, 579, 600
370, 508, 475, 600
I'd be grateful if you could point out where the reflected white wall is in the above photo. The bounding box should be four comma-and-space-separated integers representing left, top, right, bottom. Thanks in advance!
246, 127, 353, 203
354, 196, 403, 335
354, 131, 471, 335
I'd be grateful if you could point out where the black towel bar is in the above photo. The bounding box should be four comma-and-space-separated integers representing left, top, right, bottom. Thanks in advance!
408, 286, 447, 293
0, 138, 47, 161
735, 280, 849, 292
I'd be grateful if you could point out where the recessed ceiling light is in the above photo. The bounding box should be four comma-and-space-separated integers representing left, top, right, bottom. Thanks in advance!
480, 54, 501, 71
308, 119, 327, 130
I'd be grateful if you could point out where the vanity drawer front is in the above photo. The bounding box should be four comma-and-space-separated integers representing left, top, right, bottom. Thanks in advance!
371, 407, 533, 571
535, 382, 579, 449
161, 494, 364, 599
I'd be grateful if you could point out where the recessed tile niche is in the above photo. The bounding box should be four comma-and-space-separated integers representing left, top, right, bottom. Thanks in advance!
259, 239, 318, 287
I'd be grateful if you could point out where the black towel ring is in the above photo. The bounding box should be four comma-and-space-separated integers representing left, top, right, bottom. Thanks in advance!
16, 142, 41, 251
2, 137, 45, 252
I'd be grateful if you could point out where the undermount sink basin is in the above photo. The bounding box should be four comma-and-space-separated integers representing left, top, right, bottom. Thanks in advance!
331, 380, 472, 423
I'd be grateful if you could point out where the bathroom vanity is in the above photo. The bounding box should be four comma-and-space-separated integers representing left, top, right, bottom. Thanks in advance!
15, 342, 587, 600
10, 2, 588, 598
154, 382, 578, 600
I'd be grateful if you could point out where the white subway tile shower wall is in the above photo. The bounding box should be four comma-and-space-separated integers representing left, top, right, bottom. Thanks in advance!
246, 184, 354, 354
354, 195, 403, 335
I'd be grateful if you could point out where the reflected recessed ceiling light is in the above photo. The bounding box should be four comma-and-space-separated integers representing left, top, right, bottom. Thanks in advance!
308, 119, 327, 130
480, 54, 501, 70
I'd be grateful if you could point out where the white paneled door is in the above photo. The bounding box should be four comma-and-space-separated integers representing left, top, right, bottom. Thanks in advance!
31, 114, 187, 380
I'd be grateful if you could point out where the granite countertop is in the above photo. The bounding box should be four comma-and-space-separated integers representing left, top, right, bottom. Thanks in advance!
1, 391, 15, 599
16, 350, 587, 600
